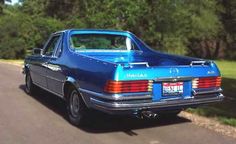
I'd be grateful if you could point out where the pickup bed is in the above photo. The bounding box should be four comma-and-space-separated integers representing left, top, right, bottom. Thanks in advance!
24, 29, 224, 126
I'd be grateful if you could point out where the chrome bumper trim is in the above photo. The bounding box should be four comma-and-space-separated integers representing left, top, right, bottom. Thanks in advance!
79, 88, 152, 101
90, 93, 224, 111
192, 88, 223, 95
155, 76, 193, 82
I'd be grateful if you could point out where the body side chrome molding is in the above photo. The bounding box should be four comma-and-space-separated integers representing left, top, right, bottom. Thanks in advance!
46, 75, 64, 82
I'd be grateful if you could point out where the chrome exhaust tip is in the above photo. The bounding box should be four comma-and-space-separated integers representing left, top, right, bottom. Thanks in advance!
141, 111, 158, 118
134, 110, 158, 119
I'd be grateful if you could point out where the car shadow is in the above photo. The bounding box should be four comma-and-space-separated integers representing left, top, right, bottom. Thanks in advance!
19, 84, 191, 135
197, 77, 236, 118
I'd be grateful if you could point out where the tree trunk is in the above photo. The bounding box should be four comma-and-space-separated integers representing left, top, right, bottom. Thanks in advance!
0, 0, 4, 14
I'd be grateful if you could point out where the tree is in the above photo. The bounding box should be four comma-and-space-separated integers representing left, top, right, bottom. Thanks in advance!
0, 2, 64, 59
65, 0, 221, 56
0, 0, 230, 59
0, 0, 12, 14
220, 0, 236, 59
0, 0, 5, 14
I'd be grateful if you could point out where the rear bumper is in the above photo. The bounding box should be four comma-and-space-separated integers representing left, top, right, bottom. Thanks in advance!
90, 93, 223, 110
79, 88, 224, 114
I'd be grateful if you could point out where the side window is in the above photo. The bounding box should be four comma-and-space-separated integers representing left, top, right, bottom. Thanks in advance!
55, 40, 63, 57
131, 41, 139, 50
43, 35, 61, 56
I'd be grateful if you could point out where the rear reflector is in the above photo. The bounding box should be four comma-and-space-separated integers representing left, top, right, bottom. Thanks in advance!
192, 77, 221, 89
104, 80, 153, 94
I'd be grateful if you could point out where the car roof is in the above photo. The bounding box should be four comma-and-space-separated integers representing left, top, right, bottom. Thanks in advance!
54, 29, 132, 35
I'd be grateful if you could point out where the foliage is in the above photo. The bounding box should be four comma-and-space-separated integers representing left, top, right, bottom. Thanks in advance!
221, 0, 236, 59
0, 0, 235, 59
0, 12, 27, 59
0, 5, 64, 59
46, 0, 222, 56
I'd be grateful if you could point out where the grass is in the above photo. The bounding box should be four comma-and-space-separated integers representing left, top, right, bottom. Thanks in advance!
0, 59, 24, 66
187, 60, 236, 127
216, 60, 236, 79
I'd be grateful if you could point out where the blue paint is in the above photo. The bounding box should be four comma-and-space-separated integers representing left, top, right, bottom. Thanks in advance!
24, 29, 223, 115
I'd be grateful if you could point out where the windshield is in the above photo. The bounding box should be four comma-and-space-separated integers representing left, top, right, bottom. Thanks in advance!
70, 34, 138, 50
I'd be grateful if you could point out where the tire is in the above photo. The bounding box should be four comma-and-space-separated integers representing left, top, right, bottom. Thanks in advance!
66, 86, 87, 126
25, 72, 36, 95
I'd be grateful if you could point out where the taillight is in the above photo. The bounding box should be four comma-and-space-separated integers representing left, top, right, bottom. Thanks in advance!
192, 77, 221, 89
104, 80, 153, 94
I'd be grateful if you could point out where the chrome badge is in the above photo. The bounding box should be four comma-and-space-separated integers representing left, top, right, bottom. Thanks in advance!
169, 68, 179, 75
126, 73, 147, 78
207, 70, 215, 74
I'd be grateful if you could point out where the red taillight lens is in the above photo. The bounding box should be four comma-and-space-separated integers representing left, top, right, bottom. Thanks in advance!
104, 80, 153, 94
192, 77, 221, 89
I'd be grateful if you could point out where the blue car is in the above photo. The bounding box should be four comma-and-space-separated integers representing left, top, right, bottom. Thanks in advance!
24, 29, 224, 126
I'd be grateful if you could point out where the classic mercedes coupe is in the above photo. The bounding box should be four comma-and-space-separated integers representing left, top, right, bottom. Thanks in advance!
23, 29, 223, 126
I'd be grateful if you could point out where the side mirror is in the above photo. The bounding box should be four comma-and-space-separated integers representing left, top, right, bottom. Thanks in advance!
33, 48, 42, 55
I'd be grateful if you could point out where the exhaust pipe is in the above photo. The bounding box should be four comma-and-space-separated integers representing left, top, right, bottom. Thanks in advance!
134, 110, 158, 119
141, 111, 158, 118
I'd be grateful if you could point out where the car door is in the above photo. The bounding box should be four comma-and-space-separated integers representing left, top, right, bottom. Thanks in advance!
29, 54, 48, 88
46, 33, 65, 96
29, 34, 60, 88
39, 34, 62, 90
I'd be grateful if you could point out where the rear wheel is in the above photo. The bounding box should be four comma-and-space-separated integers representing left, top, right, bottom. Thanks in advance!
66, 87, 87, 126
25, 72, 36, 95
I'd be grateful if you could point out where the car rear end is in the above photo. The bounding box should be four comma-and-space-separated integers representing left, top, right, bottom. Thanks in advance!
88, 60, 224, 115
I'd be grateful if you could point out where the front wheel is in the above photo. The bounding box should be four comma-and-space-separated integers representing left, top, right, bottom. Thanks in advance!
66, 87, 87, 126
25, 73, 36, 95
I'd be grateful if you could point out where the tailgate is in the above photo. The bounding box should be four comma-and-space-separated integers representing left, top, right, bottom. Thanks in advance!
114, 61, 221, 101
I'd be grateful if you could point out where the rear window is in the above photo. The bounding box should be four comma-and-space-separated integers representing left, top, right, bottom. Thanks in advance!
70, 34, 138, 50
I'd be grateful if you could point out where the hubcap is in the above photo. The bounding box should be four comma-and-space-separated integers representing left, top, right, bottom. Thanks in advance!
70, 90, 80, 118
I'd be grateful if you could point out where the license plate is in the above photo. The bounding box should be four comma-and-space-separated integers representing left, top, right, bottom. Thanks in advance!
163, 82, 183, 96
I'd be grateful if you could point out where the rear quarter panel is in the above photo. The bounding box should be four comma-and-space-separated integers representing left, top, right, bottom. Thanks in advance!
62, 50, 117, 93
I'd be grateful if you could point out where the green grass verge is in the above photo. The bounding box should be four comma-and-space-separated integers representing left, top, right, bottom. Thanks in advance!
187, 60, 236, 127
0, 59, 24, 66
216, 60, 236, 79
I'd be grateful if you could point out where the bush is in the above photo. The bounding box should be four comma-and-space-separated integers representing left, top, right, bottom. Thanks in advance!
0, 13, 27, 59
0, 10, 64, 59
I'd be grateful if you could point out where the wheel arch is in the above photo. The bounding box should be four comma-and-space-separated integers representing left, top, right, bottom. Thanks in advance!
63, 77, 78, 98
63, 76, 89, 107
23, 64, 30, 74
